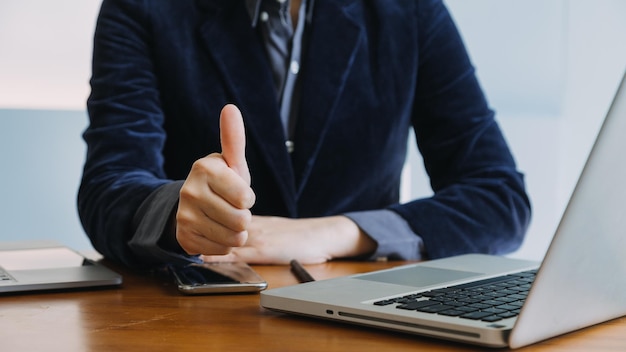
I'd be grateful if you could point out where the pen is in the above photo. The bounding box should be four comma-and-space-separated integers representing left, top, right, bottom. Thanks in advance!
289, 259, 315, 283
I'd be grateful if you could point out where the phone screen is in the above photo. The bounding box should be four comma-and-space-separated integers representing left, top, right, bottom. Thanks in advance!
171, 262, 267, 294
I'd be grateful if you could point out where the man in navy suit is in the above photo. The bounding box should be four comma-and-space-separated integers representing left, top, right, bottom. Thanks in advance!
78, 0, 531, 268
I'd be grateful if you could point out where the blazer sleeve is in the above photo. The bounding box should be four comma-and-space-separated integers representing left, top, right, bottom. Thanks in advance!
78, 0, 195, 268
389, 0, 532, 259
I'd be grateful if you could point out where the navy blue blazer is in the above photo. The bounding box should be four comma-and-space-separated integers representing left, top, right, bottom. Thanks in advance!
79, 0, 531, 267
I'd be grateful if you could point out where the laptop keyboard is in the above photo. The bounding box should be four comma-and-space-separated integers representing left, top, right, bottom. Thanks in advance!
373, 270, 537, 323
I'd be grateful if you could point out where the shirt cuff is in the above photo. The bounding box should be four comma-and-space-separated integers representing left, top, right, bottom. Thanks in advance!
128, 181, 201, 267
344, 209, 425, 261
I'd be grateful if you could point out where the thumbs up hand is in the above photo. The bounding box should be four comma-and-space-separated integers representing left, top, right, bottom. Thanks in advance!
176, 104, 256, 256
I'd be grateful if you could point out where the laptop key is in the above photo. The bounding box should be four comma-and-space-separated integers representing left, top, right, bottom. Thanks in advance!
494, 297, 518, 303
508, 293, 528, 300
417, 304, 455, 313
468, 303, 492, 309
495, 304, 520, 311
455, 306, 480, 313
438, 309, 466, 317
497, 311, 518, 319
373, 299, 396, 306
482, 307, 507, 314
481, 315, 504, 322
460, 311, 494, 320
397, 300, 439, 310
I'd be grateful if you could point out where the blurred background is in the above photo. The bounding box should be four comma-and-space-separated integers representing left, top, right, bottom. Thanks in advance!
1, 0, 625, 260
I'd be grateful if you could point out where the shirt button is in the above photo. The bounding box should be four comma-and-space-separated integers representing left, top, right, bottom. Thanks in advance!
285, 140, 294, 153
290, 60, 300, 75
260, 11, 269, 22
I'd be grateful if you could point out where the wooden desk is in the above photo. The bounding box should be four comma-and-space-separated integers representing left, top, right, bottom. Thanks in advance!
1, 260, 625, 351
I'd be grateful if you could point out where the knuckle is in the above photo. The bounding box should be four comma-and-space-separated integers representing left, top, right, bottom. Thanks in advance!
192, 155, 221, 178
175, 208, 193, 227
231, 187, 256, 209
229, 209, 252, 232
229, 231, 248, 247
178, 184, 200, 203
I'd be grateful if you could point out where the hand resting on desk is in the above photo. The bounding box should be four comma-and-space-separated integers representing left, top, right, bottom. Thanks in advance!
202, 215, 376, 265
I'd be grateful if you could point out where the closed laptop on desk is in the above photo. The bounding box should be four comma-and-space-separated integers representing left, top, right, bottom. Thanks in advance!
261, 72, 626, 349
0, 240, 122, 293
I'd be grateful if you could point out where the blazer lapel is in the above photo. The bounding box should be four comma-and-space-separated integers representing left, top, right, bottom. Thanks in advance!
196, 0, 297, 214
292, 0, 362, 197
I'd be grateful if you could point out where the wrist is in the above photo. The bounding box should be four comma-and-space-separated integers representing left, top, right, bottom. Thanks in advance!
327, 216, 377, 259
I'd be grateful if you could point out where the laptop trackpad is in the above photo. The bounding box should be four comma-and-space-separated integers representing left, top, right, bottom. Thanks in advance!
357, 266, 482, 288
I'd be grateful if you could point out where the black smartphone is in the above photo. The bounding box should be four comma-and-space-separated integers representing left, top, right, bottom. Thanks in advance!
170, 262, 267, 295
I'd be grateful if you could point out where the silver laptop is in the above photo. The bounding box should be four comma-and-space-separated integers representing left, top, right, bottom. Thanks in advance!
0, 240, 122, 294
261, 71, 626, 349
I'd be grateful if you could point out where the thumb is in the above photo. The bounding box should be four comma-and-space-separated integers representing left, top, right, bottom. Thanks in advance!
220, 104, 251, 184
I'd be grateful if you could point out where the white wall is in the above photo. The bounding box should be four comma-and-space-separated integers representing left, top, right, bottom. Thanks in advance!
0, 1, 101, 109
1, 1, 625, 258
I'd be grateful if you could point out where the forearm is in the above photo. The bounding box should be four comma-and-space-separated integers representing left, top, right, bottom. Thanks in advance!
77, 170, 168, 268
